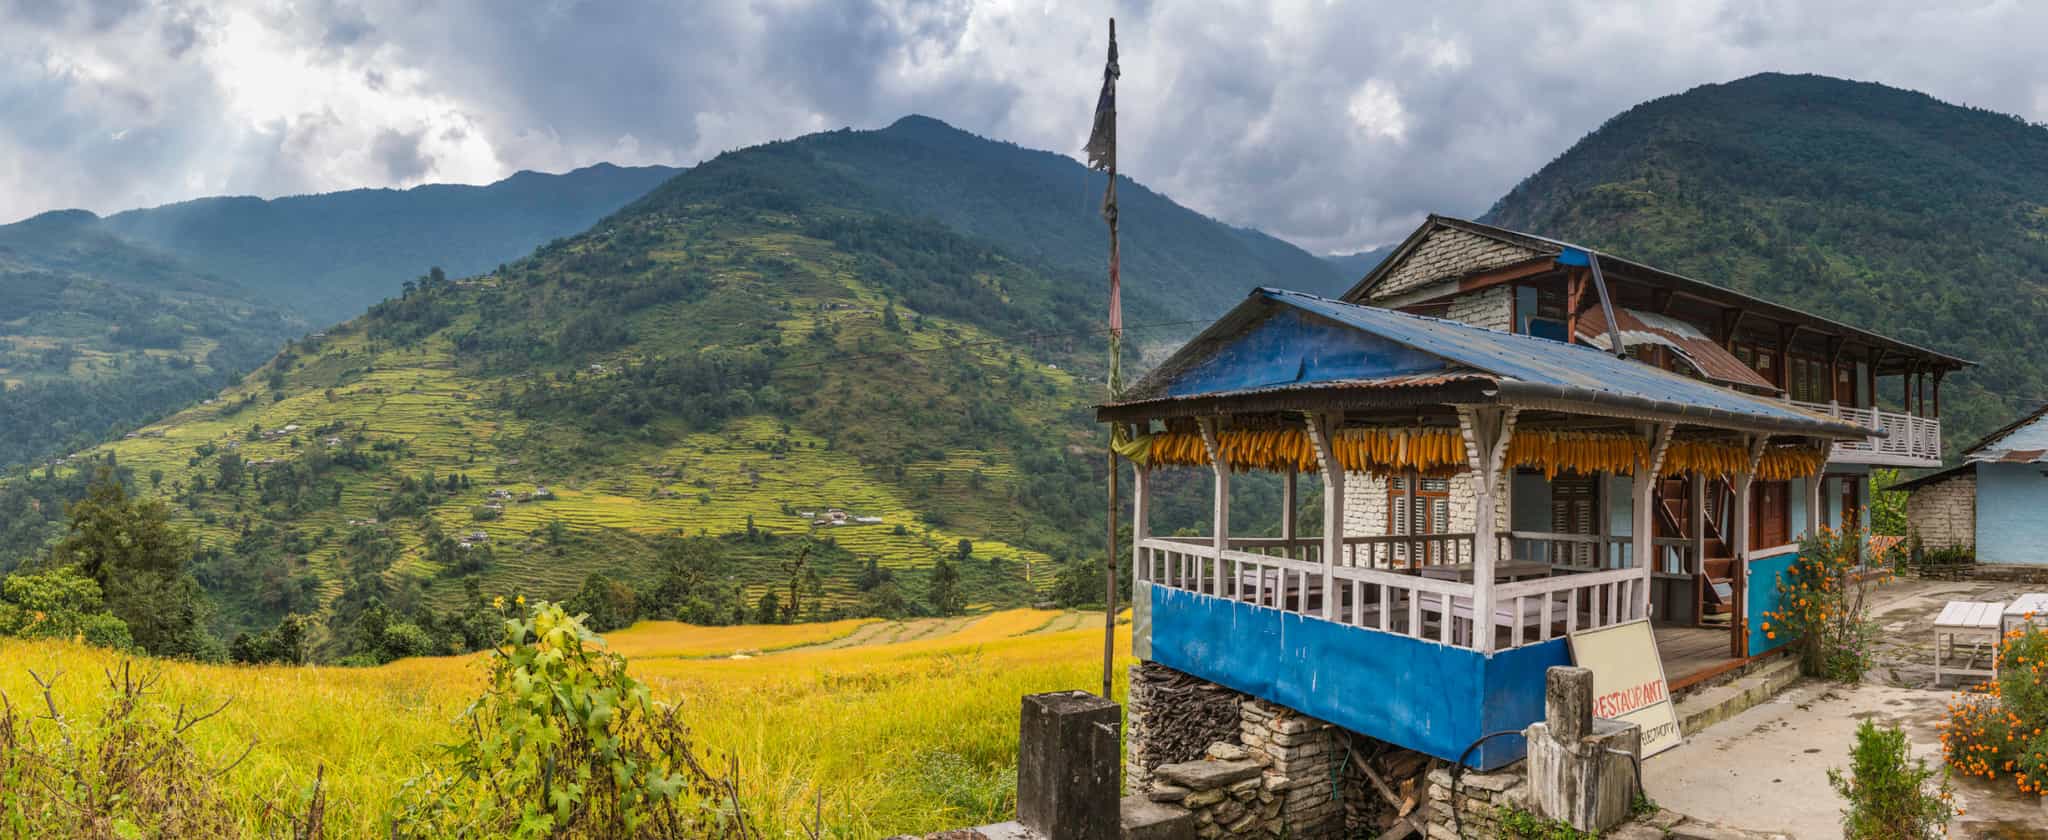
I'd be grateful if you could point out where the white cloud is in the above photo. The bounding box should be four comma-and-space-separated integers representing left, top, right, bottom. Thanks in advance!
3, 0, 2048, 256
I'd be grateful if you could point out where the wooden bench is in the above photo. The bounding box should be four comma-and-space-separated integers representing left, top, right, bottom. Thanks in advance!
1935, 600, 2006, 686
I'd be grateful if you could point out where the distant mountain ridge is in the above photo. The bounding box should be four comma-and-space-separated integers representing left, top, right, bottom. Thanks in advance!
100, 162, 686, 323
1484, 72, 2048, 449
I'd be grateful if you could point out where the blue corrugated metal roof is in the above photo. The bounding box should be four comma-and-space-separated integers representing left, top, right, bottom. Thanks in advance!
1111, 287, 1868, 437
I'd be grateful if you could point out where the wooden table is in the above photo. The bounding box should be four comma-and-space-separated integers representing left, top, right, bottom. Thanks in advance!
1935, 600, 2005, 686
2002, 593, 2048, 638
1416, 561, 1555, 583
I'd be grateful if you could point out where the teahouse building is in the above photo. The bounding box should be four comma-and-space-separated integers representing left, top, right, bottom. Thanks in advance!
1102, 217, 1970, 774
1896, 403, 2048, 564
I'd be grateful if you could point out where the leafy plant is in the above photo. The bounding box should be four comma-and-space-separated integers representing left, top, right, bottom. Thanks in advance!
388, 601, 759, 838
1494, 804, 1596, 839
1765, 525, 1887, 682
1830, 720, 1954, 839
1942, 623, 2048, 799
0, 566, 132, 649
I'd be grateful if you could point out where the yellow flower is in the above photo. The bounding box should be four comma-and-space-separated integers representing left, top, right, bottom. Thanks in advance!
492, 595, 506, 610
515, 595, 526, 607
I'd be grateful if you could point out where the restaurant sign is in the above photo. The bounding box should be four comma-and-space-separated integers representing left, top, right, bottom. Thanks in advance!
1568, 618, 1682, 757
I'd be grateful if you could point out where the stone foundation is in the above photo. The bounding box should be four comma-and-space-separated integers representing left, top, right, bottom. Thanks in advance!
1903, 471, 1974, 550
1423, 765, 1527, 840
1127, 663, 1431, 838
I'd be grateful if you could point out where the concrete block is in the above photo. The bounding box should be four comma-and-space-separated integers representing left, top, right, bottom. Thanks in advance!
1018, 691, 1120, 840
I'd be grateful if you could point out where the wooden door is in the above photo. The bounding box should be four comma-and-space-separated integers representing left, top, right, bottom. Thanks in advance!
1752, 481, 1790, 549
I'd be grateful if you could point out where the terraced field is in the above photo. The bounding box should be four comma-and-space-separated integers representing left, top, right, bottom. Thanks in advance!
0, 607, 1131, 837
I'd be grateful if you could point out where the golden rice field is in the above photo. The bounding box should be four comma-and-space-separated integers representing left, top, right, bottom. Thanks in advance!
0, 608, 1132, 838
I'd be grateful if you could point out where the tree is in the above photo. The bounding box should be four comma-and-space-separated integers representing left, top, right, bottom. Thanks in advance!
566, 571, 639, 632
50, 471, 216, 659
0, 567, 132, 649
751, 591, 779, 625
928, 556, 963, 616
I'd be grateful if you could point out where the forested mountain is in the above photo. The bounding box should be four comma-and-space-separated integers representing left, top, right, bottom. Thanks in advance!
100, 163, 684, 323
1485, 72, 2048, 449
0, 210, 303, 467
0, 117, 1326, 659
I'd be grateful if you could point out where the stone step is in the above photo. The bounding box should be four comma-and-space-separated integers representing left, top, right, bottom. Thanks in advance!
1120, 794, 1196, 840
1674, 655, 1801, 736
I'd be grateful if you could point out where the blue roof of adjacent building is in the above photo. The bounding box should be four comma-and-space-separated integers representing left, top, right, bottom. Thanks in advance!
1107, 288, 1871, 438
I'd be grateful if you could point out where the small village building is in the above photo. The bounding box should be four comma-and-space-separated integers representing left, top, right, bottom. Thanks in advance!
1103, 216, 1970, 784
1896, 403, 2048, 564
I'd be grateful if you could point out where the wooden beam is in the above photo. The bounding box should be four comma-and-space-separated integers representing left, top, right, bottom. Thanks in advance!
1458, 406, 1517, 651
1776, 324, 1797, 391
1729, 435, 1768, 658
1652, 288, 1676, 315
1132, 467, 1150, 587
1454, 257, 1559, 294
1198, 418, 1227, 598
1566, 269, 1587, 346
1305, 412, 1346, 622
1934, 370, 1945, 418
1634, 423, 1675, 620
1281, 467, 1298, 542
1721, 308, 1747, 350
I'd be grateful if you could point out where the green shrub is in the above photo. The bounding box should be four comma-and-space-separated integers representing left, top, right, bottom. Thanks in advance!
1831, 720, 1953, 839
388, 602, 757, 838
0, 567, 133, 650
1944, 624, 2048, 796
1766, 525, 1885, 682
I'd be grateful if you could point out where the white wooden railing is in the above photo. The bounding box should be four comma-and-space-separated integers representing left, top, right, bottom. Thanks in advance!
1794, 400, 1941, 466
1137, 535, 1646, 652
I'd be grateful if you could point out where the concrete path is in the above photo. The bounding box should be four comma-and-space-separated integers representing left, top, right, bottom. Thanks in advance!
1644, 578, 2048, 839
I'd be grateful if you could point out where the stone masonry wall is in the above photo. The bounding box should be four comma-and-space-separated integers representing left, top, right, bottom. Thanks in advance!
1127, 662, 1244, 792
1130, 665, 1422, 838
1423, 764, 1527, 840
1371, 228, 1538, 299
1906, 473, 1975, 550
1444, 284, 1513, 333
1341, 470, 1507, 541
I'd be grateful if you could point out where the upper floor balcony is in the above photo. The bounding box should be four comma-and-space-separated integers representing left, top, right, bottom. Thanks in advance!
1791, 401, 1942, 468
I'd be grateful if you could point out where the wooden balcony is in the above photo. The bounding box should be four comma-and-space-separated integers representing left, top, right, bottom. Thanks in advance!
1792, 401, 1941, 467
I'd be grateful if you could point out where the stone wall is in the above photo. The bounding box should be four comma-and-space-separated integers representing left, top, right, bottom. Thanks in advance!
1371, 228, 1538, 299
1341, 470, 1506, 541
1423, 765, 1527, 840
1128, 665, 1428, 838
1905, 472, 1975, 550
1444, 285, 1513, 333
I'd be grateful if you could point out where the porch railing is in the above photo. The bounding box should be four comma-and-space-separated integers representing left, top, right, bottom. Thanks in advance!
1793, 400, 1941, 466
1137, 534, 1648, 652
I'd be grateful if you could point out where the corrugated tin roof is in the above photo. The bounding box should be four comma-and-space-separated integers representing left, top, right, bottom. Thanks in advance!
1964, 403, 2048, 464
1104, 288, 1871, 438
1574, 307, 1781, 393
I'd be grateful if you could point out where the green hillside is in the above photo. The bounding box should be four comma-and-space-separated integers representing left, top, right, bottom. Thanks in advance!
1485, 72, 2048, 449
101, 163, 684, 323
0, 210, 304, 467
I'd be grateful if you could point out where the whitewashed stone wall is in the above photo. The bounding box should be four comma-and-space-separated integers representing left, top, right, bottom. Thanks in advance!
1341, 471, 1507, 543
1906, 473, 1976, 550
1371, 228, 1537, 299
1444, 285, 1513, 333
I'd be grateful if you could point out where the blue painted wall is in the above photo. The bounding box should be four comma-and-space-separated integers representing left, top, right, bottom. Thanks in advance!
1746, 550, 1800, 656
1977, 463, 2048, 565
1165, 307, 1448, 398
1144, 584, 1568, 769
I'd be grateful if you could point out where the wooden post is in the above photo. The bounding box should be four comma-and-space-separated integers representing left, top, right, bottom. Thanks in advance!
1105, 447, 1118, 700
1934, 370, 1945, 418
1198, 418, 1228, 598
1460, 406, 1517, 651
1690, 470, 1707, 625
1803, 465, 1822, 540
1282, 467, 1298, 546
1131, 467, 1150, 585
1305, 412, 1346, 621
1729, 435, 1768, 657
1633, 423, 1675, 620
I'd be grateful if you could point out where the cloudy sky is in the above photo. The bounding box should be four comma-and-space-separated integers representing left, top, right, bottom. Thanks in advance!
5, 0, 2047, 254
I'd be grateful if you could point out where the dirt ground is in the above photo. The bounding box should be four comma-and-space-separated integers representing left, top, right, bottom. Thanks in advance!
1644, 578, 2048, 839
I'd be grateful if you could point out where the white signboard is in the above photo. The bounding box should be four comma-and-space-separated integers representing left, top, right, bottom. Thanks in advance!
1568, 618, 1682, 757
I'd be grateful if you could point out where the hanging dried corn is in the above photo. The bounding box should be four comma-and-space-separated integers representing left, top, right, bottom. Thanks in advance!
1503, 430, 1649, 479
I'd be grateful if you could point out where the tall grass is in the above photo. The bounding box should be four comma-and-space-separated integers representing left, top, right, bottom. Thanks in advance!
0, 608, 1129, 837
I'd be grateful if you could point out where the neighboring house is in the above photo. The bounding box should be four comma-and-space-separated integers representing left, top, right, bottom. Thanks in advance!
1895, 404, 2048, 564
1342, 216, 1968, 626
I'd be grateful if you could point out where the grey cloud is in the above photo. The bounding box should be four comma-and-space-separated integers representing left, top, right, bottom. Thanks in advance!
5, 0, 2048, 252
371, 127, 433, 182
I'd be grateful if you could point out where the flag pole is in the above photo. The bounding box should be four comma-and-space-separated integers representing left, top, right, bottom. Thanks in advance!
1089, 17, 1123, 702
